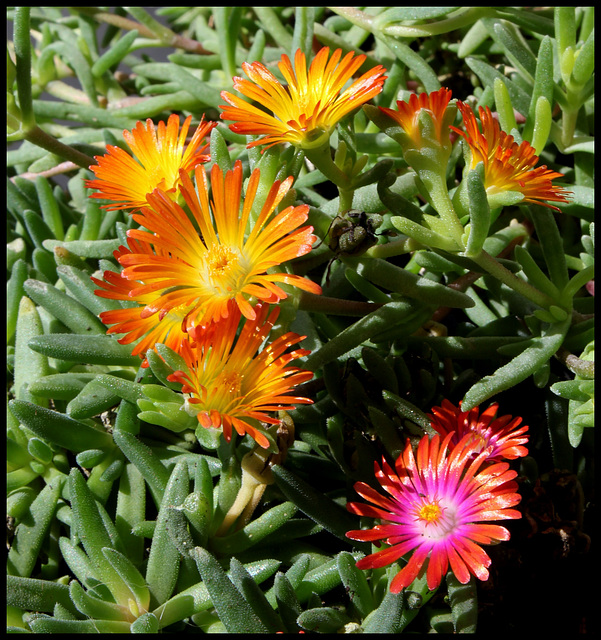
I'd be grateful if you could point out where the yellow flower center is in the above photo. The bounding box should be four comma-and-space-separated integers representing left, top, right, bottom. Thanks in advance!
146, 164, 174, 192
414, 498, 457, 540
215, 369, 243, 397
206, 369, 244, 414
417, 502, 443, 523
203, 245, 245, 294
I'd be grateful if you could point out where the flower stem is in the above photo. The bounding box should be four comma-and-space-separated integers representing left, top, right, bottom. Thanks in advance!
216, 478, 266, 536
71, 7, 212, 54
365, 236, 421, 259
299, 292, 382, 316
305, 144, 357, 214
427, 174, 466, 246
470, 249, 556, 310
12, 7, 35, 130
556, 347, 595, 378
337, 187, 355, 214
305, 144, 352, 191
560, 107, 578, 149
23, 125, 96, 169
383, 7, 495, 38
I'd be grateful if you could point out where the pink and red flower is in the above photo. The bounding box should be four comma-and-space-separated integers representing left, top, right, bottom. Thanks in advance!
428, 399, 529, 461
346, 432, 523, 592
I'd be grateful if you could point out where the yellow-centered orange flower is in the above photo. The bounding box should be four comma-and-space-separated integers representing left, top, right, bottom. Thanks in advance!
220, 46, 386, 149
115, 159, 321, 329
167, 302, 314, 449
378, 87, 454, 149
91, 237, 193, 367
452, 102, 571, 210
86, 114, 216, 211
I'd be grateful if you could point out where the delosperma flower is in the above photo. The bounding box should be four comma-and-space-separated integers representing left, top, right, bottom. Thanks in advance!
428, 399, 529, 462
86, 114, 216, 211
451, 102, 571, 209
220, 46, 386, 150
110, 159, 321, 331
91, 237, 194, 367
378, 87, 455, 150
371, 87, 465, 242
346, 433, 523, 593
167, 302, 314, 449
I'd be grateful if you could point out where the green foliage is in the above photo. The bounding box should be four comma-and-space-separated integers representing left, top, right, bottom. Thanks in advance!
6, 6, 594, 635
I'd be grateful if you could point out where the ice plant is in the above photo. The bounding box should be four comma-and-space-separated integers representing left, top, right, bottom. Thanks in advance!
91, 237, 194, 366
368, 87, 464, 244
85, 114, 216, 211
428, 399, 529, 462
115, 159, 321, 329
220, 46, 386, 150
167, 302, 314, 449
346, 433, 523, 593
451, 102, 571, 210
377, 87, 455, 154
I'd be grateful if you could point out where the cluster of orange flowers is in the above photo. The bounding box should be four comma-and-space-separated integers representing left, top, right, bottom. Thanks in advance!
86, 46, 569, 448
378, 87, 570, 209
87, 115, 321, 448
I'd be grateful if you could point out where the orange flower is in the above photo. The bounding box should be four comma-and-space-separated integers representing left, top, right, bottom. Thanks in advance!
115, 160, 321, 329
91, 237, 193, 366
167, 303, 314, 449
378, 87, 454, 149
220, 46, 386, 149
452, 103, 571, 210
86, 114, 216, 211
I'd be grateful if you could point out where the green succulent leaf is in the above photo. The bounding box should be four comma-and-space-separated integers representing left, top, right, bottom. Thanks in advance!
102, 547, 150, 614
6, 575, 79, 616
7, 475, 65, 578
447, 573, 478, 632
192, 547, 269, 633
130, 612, 160, 633
271, 465, 366, 548
273, 571, 303, 632
9, 399, 113, 452
112, 426, 171, 507
210, 501, 298, 555
13, 296, 51, 406
27, 333, 142, 366
227, 557, 284, 633
362, 585, 405, 633
67, 468, 135, 606
27, 616, 132, 633
337, 551, 375, 619
69, 579, 131, 621
462, 317, 571, 410
24, 278, 107, 335
298, 605, 352, 633
352, 257, 475, 308
145, 461, 189, 605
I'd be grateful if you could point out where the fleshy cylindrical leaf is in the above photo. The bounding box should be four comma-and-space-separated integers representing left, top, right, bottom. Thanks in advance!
145, 461, 189, 605
7, 475, 65, 577
192, 547, 269, 633
337, 551, 375, 619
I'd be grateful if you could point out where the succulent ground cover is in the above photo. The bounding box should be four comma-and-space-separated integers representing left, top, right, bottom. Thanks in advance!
7, 7, 594, 634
